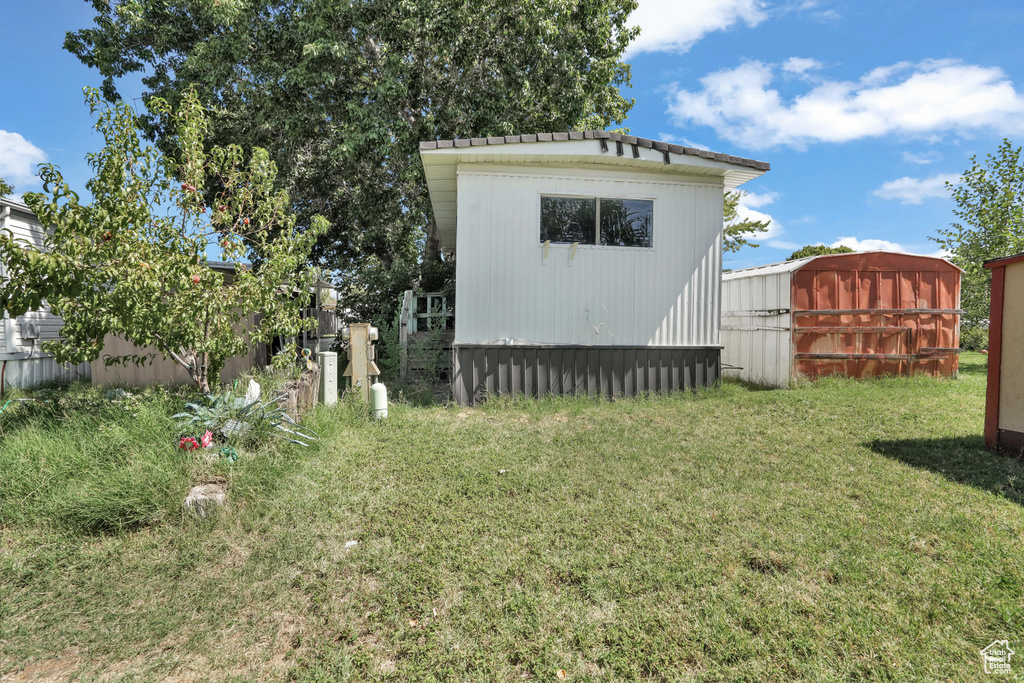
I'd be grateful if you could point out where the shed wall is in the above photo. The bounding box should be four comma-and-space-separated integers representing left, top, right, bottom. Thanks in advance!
721, 270, 792, 386
454, 165, 724, 348
792, 254, 960, 379
720, 252, 960, 387
998, 261, 1024, 436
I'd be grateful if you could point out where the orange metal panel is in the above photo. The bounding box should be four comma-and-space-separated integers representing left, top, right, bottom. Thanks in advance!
791, 252, 961, 380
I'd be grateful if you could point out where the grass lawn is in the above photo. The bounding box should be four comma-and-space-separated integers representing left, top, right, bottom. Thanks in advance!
2, 353, 1022, 681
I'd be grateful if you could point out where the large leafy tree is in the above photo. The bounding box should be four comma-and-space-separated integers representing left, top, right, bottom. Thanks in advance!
933, 139, 1024, 325
788, 244, 854, 260
723, 190, 770, 253
65, 0, 638, 320
0, 88, 327, 392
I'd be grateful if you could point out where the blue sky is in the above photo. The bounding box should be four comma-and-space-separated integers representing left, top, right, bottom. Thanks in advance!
2, 1, 1023, 269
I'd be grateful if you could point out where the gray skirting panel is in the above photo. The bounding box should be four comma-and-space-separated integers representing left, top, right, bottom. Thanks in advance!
452, 344, 721, 405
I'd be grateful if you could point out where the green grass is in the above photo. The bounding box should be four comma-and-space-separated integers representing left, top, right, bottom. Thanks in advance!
2, 353, 1022, 682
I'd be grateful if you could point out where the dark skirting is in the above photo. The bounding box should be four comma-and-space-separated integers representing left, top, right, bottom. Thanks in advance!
452, 344, 721, 405
997, 429, 1024, 456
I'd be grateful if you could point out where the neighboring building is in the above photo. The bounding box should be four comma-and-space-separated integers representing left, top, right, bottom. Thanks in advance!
721, 251, 962, 387
984, 252, 1024, 453
1, 196, 334, 389
0, 197, 91, 390
419, 131, 769, 405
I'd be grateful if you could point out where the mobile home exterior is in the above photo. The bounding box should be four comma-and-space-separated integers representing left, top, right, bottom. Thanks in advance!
420, 131, 769, 404
722, 251, 962, 387
984, 252, 1024, 453
0, 197, 91, 390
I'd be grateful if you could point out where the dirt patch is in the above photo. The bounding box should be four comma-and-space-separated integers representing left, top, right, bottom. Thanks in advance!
2, 653, 81, 682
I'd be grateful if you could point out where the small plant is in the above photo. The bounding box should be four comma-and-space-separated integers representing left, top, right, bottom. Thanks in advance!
179, 430, 213, 450
172, 390, 318, 447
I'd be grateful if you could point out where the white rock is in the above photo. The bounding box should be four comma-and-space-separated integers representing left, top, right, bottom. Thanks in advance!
245, 379, 261, 402
344, 540, 359, 548
182, 483, 228, 517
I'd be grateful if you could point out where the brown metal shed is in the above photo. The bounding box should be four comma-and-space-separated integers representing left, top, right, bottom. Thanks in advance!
722, 251, 962, 386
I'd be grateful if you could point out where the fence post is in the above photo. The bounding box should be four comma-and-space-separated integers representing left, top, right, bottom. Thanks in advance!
399, 289, 413, 382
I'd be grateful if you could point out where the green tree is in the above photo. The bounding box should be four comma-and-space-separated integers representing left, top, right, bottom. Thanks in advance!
933, 139, 1024, 324
0, 88, 328, 393
0, 178, 13, 197
65, 0, 638, 321
723, 190, 770, 252
788, 244, 854, 260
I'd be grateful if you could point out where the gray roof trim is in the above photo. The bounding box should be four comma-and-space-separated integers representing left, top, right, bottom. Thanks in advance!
420, 131, 770, 171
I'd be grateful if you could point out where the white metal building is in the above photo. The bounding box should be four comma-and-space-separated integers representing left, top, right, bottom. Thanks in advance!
1, 197, 91, 389
420, 131, 769, 404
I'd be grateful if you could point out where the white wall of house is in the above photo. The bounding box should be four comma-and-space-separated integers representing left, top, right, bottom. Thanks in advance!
1, 199, 91, 388
454, 164, 725, 347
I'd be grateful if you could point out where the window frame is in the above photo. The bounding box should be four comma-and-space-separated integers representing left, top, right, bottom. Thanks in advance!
539, 193, 655, 250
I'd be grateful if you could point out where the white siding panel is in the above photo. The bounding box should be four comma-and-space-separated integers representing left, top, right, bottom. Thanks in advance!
454, 165, 724, 347
2, 358, 91, 389
721, 270, 793, 387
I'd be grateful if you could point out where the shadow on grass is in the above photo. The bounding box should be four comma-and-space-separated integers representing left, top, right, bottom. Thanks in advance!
869, 435, 1024, 506
957, 351, 987, 378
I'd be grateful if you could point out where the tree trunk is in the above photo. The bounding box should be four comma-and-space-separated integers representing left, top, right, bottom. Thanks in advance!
423, 217, 442, 265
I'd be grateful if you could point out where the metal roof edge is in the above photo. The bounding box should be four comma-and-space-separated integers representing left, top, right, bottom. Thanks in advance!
420, 131, 769, 171
984, 251, 1024, 269
724, 250, 964, 278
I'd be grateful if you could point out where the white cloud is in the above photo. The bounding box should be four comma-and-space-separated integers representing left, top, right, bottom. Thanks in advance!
782, 57, 823, 75
730, 191, 792, 248
902, 150, 942, 164
668, 59, 1024, 149
0, 131, 47, 189
740, 191, 778, 209
828, 237, 950, 258
831, 236, 907, 252
628, 0, 767, 55
873, 173, 959, 204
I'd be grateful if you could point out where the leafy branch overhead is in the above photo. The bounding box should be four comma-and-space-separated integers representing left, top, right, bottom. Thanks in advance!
64, 0, 639, 320
723, 190, 771, 253
932, 138, 1024, 325
0, 88, 328, 393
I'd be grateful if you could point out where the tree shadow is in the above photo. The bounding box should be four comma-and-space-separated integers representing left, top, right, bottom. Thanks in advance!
869, 435, 1024, 506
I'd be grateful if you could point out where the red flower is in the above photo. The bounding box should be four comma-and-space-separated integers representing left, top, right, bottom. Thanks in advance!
191, 274, 201, 284
179, 436, 200, 450
200, 430, 213, 448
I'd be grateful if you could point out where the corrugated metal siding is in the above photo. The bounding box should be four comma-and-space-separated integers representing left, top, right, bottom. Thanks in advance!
721, 252, 960, 386
792, 253, 960, 379
452, 345, 720, 405
454, 164, 724, 348
722, 270, 792, 387
2, 358, 91, 389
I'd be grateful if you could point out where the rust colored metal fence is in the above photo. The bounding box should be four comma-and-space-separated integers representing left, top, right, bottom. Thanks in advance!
790, 252, 961, 379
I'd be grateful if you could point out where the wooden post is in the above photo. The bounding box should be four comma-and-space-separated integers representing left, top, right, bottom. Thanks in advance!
399, 289, 413, 382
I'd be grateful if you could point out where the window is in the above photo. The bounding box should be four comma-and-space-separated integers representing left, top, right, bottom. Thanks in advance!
540, 196, 653, 248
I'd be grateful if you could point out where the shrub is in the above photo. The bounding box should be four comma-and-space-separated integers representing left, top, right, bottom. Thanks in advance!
960, 325, 988, 351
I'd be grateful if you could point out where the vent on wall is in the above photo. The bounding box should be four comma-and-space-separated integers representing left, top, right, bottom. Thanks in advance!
21, 321, 40, 340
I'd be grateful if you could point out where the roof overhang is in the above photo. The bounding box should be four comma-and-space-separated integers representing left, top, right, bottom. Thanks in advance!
420, 132, 769, 251
984, 252, 1024, 269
